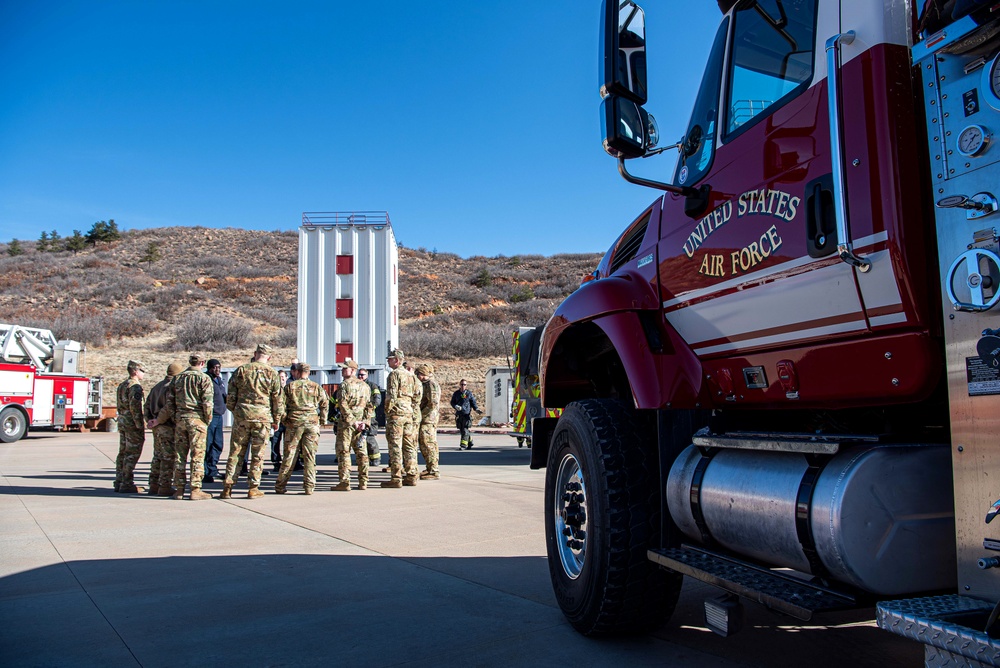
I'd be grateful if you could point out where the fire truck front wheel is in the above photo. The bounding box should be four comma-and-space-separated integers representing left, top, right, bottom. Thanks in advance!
0, 406, 27, 443
544, 398, 681, 636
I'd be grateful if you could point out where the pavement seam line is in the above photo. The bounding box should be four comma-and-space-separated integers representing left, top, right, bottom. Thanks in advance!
4, 476, 144, 668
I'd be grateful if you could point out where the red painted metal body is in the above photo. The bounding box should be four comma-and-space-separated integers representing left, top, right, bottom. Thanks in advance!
541, 38, 941, 412
0, 361, 92, 432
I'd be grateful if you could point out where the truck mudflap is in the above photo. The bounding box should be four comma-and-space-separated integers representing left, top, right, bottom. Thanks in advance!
528, 416, 559, 470
648, 544, 856, 620
877, 595, 1000, 667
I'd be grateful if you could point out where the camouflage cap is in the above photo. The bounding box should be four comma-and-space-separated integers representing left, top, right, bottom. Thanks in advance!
415, 363, 433, 375
127, 360, 146, 372
339, 358, 359, 370
386, 349, 405, 361
166, 362, 184, 377
297, 363, 311, 375
256, 343, 273, 356
189, 353, 206, 365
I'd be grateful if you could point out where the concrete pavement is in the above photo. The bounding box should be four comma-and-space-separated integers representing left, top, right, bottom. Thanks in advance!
0, 430, 921, 667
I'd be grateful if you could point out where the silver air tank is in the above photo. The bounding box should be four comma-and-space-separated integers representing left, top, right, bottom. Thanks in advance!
666, 444, 956, 595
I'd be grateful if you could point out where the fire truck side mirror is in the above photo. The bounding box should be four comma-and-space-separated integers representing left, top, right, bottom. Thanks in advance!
601, 95, 656, 159
600, 0, 648, 105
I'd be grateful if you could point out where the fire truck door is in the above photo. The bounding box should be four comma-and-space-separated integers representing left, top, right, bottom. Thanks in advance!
662, 0, 870, 357
33, 378, 53, 426
833, 3, 928, 333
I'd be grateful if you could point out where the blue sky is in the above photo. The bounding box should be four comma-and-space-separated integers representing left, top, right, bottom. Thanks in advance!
0, 1, 722, 257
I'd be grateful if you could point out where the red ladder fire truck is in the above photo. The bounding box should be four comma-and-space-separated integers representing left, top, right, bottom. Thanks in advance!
530, 1, 1000, 663
0, 324, 102, 442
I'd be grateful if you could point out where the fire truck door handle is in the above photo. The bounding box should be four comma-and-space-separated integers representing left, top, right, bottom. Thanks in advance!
825, 31, 872, 274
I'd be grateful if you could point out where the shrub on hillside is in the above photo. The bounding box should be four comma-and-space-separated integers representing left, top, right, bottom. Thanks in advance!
402, 322, 513, 359
270, 326, 297, 348
172, 313, 253, 351
447, 285, 489, 306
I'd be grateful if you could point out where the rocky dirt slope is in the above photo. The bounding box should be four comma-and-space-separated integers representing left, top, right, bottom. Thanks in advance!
4, 227, 601, 407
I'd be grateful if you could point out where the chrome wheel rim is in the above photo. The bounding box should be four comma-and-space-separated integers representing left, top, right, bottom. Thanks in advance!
2, 413, 19, 437
554, 452, 587, 579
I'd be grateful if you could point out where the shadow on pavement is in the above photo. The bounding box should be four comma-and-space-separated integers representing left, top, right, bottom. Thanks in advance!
0, 552, 919, 668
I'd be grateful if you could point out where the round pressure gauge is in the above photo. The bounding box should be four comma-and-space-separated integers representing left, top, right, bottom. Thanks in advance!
958, 124, 990, 157
983, 53, 1000, 111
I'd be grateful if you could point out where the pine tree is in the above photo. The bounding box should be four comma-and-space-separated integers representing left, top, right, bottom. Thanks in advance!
66, 230, 86, 254
49, 229, 62, 251
86, 219, 122, 245
7, 239, 24, 256
139, 241, 162, 268
38, 231, 50, 252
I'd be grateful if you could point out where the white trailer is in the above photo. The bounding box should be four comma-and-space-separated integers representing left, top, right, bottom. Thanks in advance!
298, 212, 399, 387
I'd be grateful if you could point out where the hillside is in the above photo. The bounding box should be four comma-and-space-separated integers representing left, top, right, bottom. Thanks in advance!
4, 227, 601, 399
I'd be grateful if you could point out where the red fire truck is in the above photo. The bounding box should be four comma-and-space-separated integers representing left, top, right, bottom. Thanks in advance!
530, 1, 1000, 663
0, 324, 102, 442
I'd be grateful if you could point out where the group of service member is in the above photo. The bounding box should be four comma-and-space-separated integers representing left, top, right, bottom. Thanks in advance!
113, 344, 442, 499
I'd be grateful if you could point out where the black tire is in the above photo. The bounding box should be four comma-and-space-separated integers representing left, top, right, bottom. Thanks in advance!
544, 399, 681, 636
0, 406, 27, 443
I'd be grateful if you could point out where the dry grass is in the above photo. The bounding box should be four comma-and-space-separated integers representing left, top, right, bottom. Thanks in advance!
2, 226, 601, 401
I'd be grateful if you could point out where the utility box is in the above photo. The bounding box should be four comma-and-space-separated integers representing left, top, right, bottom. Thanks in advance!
298, 212, 399, 386
483, 366, 513, 426
53, 340, 81, 374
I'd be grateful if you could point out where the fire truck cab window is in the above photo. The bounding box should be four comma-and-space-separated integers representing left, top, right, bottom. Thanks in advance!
725, 0, 817, 137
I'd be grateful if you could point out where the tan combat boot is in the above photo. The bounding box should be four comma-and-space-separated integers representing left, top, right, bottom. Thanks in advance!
402, 476, 417, 487
171, 489, 184, 500
419, 471, 440, 480
332, 481, 351, 492
190, 488, 213, 500
358, 482, 367, 490
247, 487, 264, 499
274, 486, 286, 495
380, 479, 402, 489
219, 484, 232, 500
303, 488, 314, 496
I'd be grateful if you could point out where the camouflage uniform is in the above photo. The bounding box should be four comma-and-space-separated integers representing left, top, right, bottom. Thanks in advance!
143, 365, 182, 493
384, 360, 422, 483
225, 360, 282, 491
114, 367, 145, 490
335, 374, 373, 488
275, 373, 328, 494
159, 365, 213, 495
418, 370, 441, 476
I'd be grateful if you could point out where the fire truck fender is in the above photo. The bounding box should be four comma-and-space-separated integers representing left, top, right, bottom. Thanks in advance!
540, 274, 704, 411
